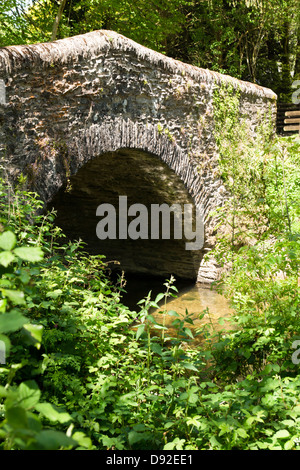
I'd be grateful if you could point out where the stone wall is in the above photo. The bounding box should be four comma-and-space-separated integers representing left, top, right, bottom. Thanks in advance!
0, 30, 277, 282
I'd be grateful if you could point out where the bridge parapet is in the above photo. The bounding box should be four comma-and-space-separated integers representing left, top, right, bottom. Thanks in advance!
0, 30, 277, 282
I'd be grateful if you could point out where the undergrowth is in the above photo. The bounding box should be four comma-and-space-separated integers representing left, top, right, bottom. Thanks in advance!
0, 127, 300, 449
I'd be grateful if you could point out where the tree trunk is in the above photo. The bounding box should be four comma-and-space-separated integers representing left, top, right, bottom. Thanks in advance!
51, 0, 68, 42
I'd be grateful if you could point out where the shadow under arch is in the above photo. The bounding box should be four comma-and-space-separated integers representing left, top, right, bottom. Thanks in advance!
46, 119, 210, 280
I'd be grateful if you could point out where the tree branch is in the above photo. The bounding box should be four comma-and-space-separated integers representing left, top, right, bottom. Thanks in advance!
51, 0, 67, 42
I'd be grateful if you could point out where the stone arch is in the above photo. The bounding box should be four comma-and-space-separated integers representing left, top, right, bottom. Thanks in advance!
41, 119, 209, 216
0, 29, 277, 283
45, 118, 211, 280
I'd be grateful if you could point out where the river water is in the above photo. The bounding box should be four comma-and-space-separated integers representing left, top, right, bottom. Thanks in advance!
121, 274, 233, 345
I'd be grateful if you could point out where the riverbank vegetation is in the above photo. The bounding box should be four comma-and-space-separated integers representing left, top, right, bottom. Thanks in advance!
0, 0, 300, 451
0, 128, 299, 450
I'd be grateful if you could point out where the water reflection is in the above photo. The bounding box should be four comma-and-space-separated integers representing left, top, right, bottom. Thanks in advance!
121, 274, 233, 345
152, 284, 233, 344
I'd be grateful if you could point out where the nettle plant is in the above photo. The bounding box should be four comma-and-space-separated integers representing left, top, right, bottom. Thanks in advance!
0, 182, 93, 449
0, 175, 206, 450
0, 135, 300, 451
0, 174, 104, 450
208, 83, 300, 381
212, 83, 274, 252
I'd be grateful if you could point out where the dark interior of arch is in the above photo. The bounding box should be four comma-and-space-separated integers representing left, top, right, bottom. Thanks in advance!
48, 148, 203, 280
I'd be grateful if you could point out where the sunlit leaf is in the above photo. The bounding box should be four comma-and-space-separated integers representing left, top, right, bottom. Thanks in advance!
0, 231, 16, 251
274, 429, 290, 439
22, 323, 43, 349
35, 403, 72, 424
0, 311, 28, 333
14, 246, 43, 262
2, 289, 26, 305
18, 380, 41, 410
0, 251, 15, 267
136, 324, 145, 340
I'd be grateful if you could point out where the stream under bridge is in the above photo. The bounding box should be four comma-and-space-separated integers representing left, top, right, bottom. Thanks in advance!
0, 30, 277, 283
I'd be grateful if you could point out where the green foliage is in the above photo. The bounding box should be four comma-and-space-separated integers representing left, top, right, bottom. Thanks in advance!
0, 1, 299, 99
212, 83, 300, 255
202, 83, 300, 448
0, 77, 299, 449
0, 178, 94, 449
1, 149, 300, 450
0, 379, 78, 450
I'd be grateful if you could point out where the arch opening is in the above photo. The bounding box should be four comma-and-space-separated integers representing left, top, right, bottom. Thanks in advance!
49, 148, 204, 280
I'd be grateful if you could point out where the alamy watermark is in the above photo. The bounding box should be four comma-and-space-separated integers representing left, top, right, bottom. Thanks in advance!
0, 79, 6, 105
96, 196, 204, 251
0, 340, 6, 364
292, 340, 300, 365
292, 80, 300, 105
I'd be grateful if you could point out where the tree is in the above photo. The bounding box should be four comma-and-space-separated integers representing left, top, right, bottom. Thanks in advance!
0, 0, 299, 100
51, 0, 67, 41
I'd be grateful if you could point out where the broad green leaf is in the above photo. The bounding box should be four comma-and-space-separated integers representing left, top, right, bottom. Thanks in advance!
22, 323, 43, 348
27, 412, 42, 433
2, 289, 25, 305
164, 421, 174, 429
151, 323, 167, 330
164, 441, 176, 450
274, 429, 290, 439
182, 327, 194, 339
236, 427, 249, 438
72, 432, 93, 449
101, 435, 125, 450
132, 424, 148, 432
35, 403, 72, 424
181, 362, 198, 372
14, 247, 43, 262
261, 357, 273, 373
46, 289, 63, 299
0, 231, 17, 251
284, 438, 296, 450
19, 269, 31, 284
146, 314, 156, 324
281, 419, 295, 427
0, 311, 28, 333
128, 430, 148, 446
170, 285, 178, 293
18, 380, 41, 410
209, 435, 222, 449
0, 251, 15, 267
187, 393, 199, 404
167, 310, 180, 317
33, 430, 76, 450
5, 406, 28, 429
150, 342, 163, 355
136, 324, 145, 340
164, 438, 185, 450
155, 292, 165, 303
186, 417, 201, 429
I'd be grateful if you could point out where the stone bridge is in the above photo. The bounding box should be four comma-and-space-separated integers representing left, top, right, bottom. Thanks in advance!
0, 30, 277, 283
